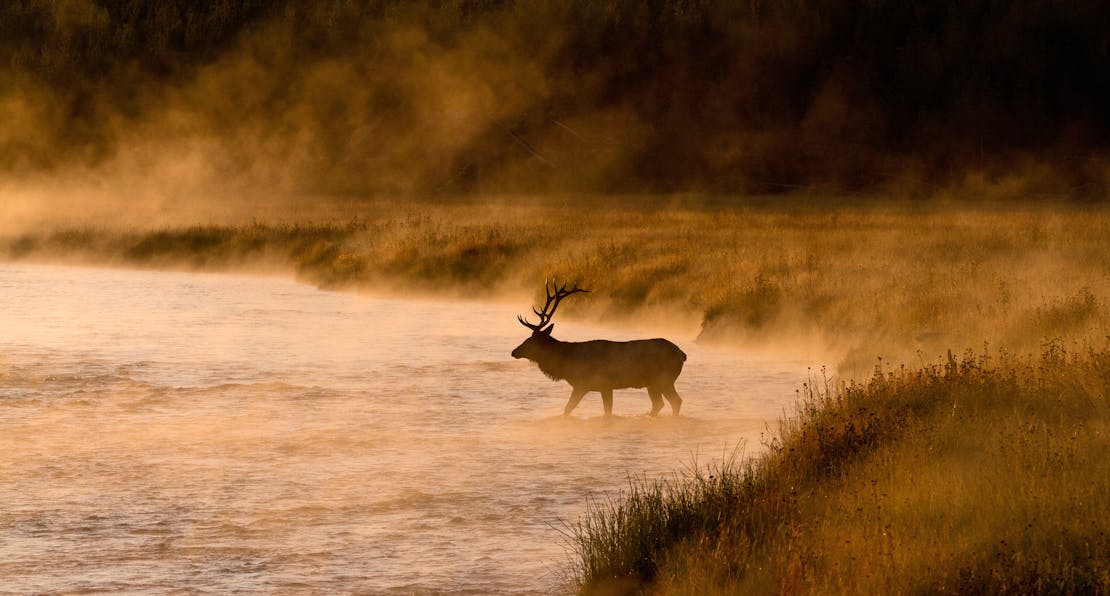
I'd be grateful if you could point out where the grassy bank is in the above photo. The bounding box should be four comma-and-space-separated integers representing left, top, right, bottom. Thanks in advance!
568, 343, 1109, 594
2, 198, 1107, 370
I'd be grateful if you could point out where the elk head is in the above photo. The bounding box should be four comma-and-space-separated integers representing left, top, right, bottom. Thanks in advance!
511, 279, 588, 360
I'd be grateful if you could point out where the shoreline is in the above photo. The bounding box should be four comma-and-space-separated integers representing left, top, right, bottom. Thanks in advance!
2, 200, 1106, 372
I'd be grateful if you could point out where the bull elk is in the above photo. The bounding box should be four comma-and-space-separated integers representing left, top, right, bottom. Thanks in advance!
511, 280, 686, 417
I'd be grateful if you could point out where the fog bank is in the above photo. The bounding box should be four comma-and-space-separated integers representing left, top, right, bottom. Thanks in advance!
2, 1, 1110, 206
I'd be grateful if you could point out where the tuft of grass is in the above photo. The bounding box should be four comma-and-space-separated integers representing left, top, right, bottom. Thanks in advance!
700, 274, 784, 335
1032, 288, 1102, 337
122, 226, 238, 267
567, 343, 1110, 594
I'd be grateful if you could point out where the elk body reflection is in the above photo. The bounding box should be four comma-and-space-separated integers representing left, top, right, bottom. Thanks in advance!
511, 281, 686, 416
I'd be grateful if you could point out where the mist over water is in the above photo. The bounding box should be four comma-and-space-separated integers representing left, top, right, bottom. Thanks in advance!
0, 264, 807, 593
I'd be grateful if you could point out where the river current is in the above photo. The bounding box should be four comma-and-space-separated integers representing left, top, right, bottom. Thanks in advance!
0, 263, 807, 593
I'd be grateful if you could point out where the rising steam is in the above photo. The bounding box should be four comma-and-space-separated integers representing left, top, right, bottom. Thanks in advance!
2, 0, 1110, 216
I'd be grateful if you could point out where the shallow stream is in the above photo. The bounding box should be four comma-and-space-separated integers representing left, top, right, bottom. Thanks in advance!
0, 263, 808, 593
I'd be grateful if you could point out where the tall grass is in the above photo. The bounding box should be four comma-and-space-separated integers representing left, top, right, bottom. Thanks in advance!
3, 198, 1107, 371
568, 342, 1110, 594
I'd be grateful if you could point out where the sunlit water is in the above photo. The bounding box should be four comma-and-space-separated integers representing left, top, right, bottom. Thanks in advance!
0, 263, 810, 593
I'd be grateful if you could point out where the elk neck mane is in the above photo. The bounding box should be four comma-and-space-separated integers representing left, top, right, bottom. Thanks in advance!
530, 337, 574, 382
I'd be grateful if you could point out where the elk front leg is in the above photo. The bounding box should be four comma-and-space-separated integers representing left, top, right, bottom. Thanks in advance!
564, 387, 587, 416
601, 389, 614, 416
648, 388, 664, 416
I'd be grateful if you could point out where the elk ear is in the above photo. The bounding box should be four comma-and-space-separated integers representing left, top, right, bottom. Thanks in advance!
540, 324, 554, 336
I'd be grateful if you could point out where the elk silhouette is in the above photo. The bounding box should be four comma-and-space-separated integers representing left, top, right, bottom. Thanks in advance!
511, 280, 686, 416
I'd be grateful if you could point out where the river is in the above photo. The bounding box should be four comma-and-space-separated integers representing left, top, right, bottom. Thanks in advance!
0, 263, 808, 593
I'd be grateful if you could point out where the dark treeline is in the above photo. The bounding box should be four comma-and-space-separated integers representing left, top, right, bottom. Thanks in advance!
2, 0, 1109, 197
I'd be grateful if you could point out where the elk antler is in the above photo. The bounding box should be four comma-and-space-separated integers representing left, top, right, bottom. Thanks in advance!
517, 278, 589, 331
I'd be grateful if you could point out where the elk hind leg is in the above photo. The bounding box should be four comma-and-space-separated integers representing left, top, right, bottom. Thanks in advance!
647, 388, 665, 416
662, 384, 682, 416
564, 387, 588, 416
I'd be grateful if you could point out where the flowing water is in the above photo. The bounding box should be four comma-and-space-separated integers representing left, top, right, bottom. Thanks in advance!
0, 263, 809, 593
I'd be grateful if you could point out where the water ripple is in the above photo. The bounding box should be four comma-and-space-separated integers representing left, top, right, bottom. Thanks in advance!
0, 263, 809, 593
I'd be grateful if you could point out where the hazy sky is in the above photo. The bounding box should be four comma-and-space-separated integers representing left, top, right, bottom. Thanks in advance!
1, 1, 1108, 202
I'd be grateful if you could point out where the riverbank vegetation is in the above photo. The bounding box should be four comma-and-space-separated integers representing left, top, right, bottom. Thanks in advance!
2, 198, 1107, 372
567, 343, 1109, 594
